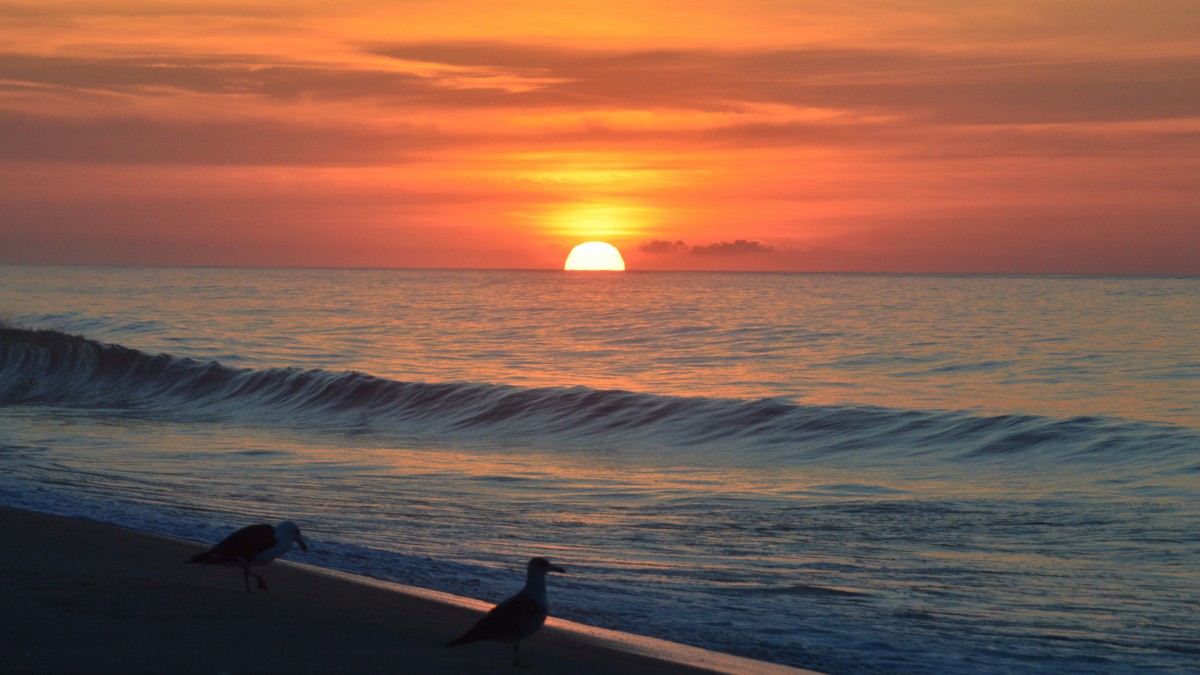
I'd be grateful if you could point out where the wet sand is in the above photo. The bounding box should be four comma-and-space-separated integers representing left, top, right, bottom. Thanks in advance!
0, 506, 814, 674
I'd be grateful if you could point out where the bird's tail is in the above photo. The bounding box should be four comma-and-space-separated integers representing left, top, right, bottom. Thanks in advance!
445, 634, 474, 648
186, 552, 217, 565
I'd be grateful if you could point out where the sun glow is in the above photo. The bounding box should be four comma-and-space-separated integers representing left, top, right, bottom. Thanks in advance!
564, 242, 626, 271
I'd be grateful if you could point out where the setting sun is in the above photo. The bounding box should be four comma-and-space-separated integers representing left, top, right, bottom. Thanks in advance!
564, 242, 626, 271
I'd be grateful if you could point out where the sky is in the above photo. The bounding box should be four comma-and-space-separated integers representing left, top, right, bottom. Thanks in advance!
1, 1, 1198, 273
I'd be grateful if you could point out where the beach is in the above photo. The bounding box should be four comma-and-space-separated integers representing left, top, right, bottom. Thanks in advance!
0, 506, 811, 675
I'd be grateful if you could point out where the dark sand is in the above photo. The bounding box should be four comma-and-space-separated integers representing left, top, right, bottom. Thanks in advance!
0, 506, 815, 674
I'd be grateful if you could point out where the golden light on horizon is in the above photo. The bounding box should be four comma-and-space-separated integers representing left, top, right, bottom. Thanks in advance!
540, 202, 653, 240
564, 242, 626, 271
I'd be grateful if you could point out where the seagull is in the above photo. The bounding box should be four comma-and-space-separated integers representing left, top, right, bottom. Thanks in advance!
447, 557, 566, 666
186, 521, 308, 593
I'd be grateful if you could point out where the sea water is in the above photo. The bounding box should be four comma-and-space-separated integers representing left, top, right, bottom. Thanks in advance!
1, 265, 1197, 673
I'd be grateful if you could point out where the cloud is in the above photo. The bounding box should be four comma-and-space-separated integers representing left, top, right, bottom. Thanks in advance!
639, 239, 687, 254
639, 239, 776, 256
0, 110, 443, 165
690, 240, 775, 256
5, 37, 1199, 172
373, 41, 1200, 126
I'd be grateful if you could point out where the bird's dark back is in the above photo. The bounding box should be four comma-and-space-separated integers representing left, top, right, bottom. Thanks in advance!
210, 523, 274, 560
473, 592, 546, 641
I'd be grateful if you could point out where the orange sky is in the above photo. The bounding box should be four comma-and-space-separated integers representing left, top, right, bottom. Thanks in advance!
1, 1, 1198, 272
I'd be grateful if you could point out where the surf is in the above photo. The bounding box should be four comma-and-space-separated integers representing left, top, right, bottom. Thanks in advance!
3, 325, 1196, 473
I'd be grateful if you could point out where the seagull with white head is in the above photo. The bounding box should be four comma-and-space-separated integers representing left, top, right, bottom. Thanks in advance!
186, 521, 308, 593
447, 556, 566, 666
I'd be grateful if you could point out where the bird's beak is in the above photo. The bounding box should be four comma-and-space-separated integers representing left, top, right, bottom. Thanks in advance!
551, 565, 565, 574
297, 538, 309, 552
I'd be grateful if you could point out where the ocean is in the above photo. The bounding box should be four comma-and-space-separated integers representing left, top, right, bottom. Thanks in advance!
1, 265, 1197, 673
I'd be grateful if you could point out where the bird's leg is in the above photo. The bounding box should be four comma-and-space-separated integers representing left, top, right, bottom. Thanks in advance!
512, 641, 528, 668
241, 565, 268, 592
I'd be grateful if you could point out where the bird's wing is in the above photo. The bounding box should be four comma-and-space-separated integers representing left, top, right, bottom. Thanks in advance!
467, 592, 545, 641
208, 523, 275, 561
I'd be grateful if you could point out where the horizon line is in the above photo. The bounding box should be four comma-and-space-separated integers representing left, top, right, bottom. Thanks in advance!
1, 261, 1196, 278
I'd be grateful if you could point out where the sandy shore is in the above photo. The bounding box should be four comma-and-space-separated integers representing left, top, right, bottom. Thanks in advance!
0, 506, 815, 674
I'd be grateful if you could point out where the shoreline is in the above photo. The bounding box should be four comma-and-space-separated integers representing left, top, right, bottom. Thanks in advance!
0, 505, 816, 674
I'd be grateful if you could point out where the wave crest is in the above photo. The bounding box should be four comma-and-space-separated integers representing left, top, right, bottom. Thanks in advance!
2, 326, 1195, 467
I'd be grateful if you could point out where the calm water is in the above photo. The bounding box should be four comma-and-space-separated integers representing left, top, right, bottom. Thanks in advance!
2, 265, 1198, 673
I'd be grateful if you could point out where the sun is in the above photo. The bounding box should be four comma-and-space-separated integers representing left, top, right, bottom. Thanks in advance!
564, 242, 626, 271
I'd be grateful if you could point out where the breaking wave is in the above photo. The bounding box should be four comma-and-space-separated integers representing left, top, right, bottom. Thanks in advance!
2, 325, 1196, 469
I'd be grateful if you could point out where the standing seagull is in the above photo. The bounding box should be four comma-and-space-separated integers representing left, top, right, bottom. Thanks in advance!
447, 557, 566, 666
186, 521, 308, 593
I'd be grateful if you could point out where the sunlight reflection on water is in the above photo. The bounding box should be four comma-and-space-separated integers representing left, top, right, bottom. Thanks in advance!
4, 267, 1197, 427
